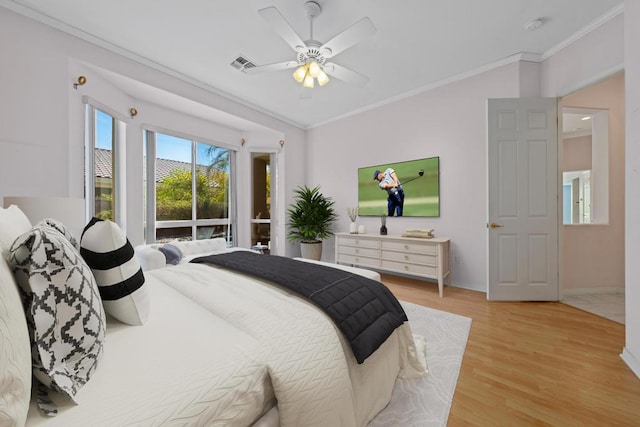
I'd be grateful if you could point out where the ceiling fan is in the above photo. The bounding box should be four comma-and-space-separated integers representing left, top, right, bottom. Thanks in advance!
245, 1, 376, 88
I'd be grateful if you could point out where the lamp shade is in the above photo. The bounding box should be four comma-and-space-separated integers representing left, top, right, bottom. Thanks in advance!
308, 61, 321, 78
3, 196, 86, 239
303, 73, 315, 88
317, 70, 330, 86
293, 65, 307, 83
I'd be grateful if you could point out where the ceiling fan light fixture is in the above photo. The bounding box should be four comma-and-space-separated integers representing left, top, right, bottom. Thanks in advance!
317, 70, 330, 86
293, 65, 307, 83
303, 72, 315, 88
254, 3, 376, 90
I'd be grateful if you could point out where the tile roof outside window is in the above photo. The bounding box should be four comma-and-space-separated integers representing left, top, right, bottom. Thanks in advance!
94, 148, 212, 182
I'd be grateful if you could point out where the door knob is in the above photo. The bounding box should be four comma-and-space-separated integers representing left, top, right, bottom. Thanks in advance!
489, 222, 504, 228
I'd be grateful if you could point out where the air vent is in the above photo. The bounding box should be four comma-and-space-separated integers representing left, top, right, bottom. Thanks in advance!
230, 55, 256, 72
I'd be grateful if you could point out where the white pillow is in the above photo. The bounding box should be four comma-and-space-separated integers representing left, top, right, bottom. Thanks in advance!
0, 205, 32, 260
0, 253, 31, 426
80, 218, 150, 325
173, 237, 228, 256
134, 245, 167, 271
9, 225, 106, 413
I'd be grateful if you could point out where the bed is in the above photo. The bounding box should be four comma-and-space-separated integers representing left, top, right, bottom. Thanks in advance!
0, 205, 427, 427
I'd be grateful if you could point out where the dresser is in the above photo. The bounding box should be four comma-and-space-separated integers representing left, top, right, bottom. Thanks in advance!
335, 232, 451, 297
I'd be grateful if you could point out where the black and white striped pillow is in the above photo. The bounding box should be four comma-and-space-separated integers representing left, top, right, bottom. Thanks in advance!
80, 218, 149, 325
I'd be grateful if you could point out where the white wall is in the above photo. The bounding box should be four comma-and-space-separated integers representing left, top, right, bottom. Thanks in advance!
623, 0, 640, 377
0, 6, 307, 255
560, 73, 625, 293
540, 6, 639, 378
541, 13, 624, 96
307, 61, 527, 291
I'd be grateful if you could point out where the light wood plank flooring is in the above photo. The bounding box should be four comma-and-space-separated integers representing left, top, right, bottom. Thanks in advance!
381, 274, 640, 426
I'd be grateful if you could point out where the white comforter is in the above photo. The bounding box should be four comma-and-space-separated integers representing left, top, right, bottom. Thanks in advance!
26, 278, 274, 426
151, 262, 427, 426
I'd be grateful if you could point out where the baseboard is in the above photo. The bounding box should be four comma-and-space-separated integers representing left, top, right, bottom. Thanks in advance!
561, 287, 625, 298
620, 347, 640, 379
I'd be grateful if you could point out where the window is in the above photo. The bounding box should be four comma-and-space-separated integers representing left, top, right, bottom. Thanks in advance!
85, 105, 124, 222
145, 130, 235, 244
250, 152, 273, 252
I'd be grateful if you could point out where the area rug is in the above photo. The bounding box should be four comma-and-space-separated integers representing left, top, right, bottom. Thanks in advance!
369, 301, 472, 427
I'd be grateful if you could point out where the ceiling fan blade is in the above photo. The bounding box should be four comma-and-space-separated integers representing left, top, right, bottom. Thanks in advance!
244, 61, 299, 74
258, 6, 306, 53
324, 63, 370, 87
320, 17, 376, 58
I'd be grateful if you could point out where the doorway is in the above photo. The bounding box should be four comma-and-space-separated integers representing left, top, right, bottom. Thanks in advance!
559, 71, 625, 324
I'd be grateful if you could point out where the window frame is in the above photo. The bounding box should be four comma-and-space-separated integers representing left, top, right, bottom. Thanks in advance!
144, 127, 237, 244
84, 97, 127, 224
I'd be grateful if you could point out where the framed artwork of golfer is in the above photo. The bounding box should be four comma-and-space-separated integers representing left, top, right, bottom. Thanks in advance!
358, 156, 440, 217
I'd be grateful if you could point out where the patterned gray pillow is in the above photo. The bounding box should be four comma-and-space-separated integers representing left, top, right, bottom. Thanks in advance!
37, 218, 79, 249
9, 225, 105, 413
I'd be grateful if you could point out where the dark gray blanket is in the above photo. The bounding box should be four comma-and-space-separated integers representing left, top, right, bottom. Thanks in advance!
191, 251, 407, 364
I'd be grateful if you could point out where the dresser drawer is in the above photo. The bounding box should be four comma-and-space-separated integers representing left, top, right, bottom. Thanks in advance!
338, 254, 380, 269
381, 250, 436, 266
381, 259, 437, 277
339, 246, 379, 258
382, 240, 436, 255
337, 236, 380, 250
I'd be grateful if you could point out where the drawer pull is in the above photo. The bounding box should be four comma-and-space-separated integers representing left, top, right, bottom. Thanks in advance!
404, 265, 409, 270
404, 244, 409, 250
355, 249, 359, 254
404, 255, 409, 260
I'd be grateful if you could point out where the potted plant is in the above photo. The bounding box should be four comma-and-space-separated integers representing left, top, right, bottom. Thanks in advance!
287, 185, 337, 260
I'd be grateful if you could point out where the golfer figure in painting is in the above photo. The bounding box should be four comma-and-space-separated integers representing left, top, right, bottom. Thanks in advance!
374, 168, 404, 216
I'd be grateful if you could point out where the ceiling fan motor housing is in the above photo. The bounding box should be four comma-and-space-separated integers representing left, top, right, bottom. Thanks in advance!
296, 42, 328, 66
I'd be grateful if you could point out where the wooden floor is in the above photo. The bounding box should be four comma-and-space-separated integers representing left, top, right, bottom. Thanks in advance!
381, 274, 640, 427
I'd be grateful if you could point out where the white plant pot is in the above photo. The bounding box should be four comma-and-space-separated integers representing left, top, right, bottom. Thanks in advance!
300, 241, 322, 260
349, 222, 358, 234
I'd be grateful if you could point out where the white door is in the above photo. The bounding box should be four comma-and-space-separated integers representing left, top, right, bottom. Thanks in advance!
487, 98, 558, 301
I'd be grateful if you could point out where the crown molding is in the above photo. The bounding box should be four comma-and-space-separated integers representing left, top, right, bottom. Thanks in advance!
1, 0, 625, 131
0, 0, 305, 130
541, 3, 624, 60
310, 52, 538, 129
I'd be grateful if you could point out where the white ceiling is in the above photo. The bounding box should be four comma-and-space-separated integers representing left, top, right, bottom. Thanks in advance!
5, 0, 623, 129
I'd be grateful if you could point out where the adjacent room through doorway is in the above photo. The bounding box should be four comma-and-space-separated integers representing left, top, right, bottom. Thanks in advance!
559, 71, 625, 324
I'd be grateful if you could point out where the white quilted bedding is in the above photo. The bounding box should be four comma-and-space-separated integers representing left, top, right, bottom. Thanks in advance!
25, 279, 274, 426
24, 253, 427, 426
154, 262, 428, 426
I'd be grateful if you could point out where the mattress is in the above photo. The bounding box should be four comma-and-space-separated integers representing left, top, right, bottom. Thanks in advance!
25, 277, 274, 426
